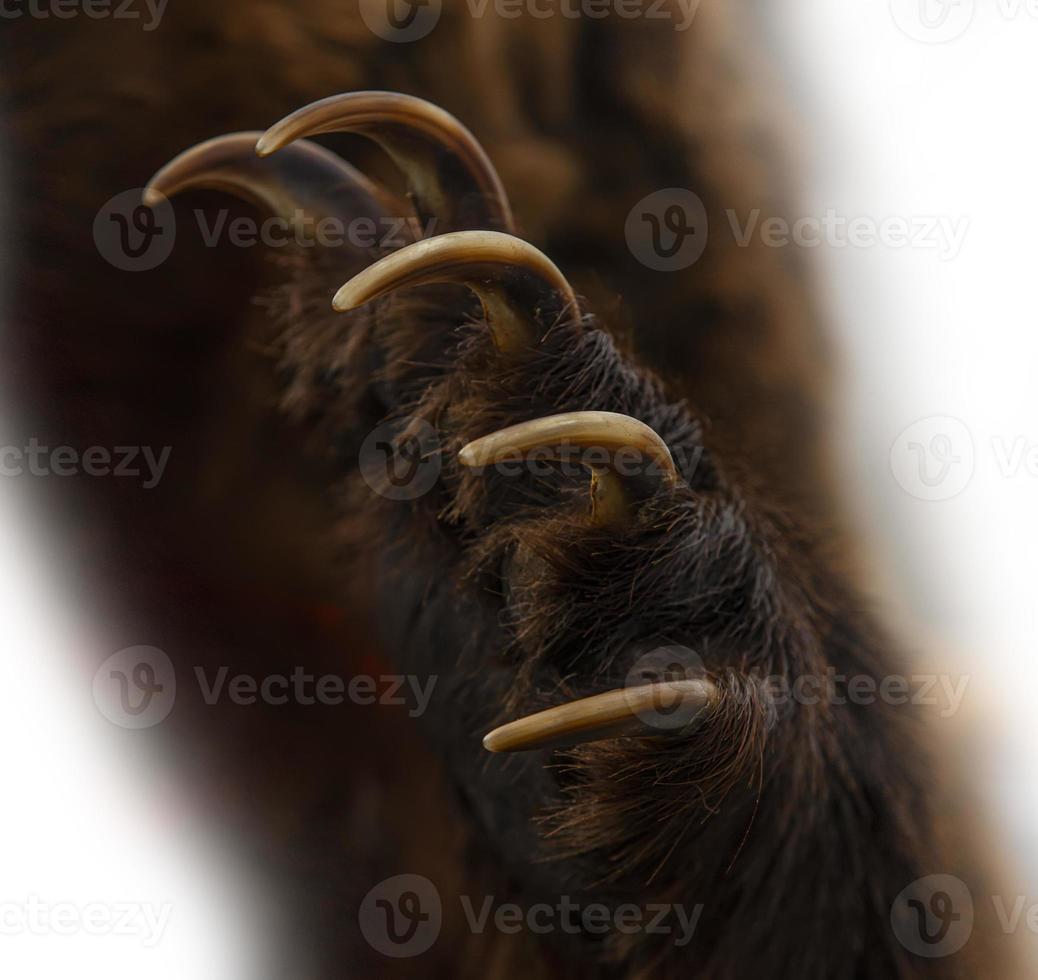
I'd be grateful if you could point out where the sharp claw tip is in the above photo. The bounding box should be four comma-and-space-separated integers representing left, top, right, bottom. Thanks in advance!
253, 133, 276, 157
457, 444, 478, 467
331, 282, 366, 311
141, 186, 163, 208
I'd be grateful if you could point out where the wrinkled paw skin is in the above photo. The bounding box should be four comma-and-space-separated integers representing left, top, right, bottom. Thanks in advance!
148, 92, 999, 980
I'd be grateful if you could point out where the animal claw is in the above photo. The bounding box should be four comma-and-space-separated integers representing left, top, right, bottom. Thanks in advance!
257, 90, 514, 234
332, 230, 579, 353
482, 679, 716, 752
143, 132, 396, 244
458, 411, 679, 524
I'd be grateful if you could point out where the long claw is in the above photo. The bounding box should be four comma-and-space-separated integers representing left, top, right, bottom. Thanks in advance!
144, 132, 397, 248
482, 679, 716, 752
458, 411, 679, 524
257, 91, 513, 233
332, 231, 578, 353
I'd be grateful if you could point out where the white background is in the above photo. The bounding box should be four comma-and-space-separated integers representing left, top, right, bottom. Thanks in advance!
779, 0, 1038, 899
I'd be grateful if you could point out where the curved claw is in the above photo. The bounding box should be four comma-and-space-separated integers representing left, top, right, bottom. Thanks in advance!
144, 132, 397, 244
482, 679, 717, 752
459, 411, 679, 525
332, 231, 578, 353
257, 91, 513, 234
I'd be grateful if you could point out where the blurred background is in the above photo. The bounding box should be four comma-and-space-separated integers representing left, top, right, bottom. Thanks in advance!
1, 1, 1036, 975
776, 0, 1038, 892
